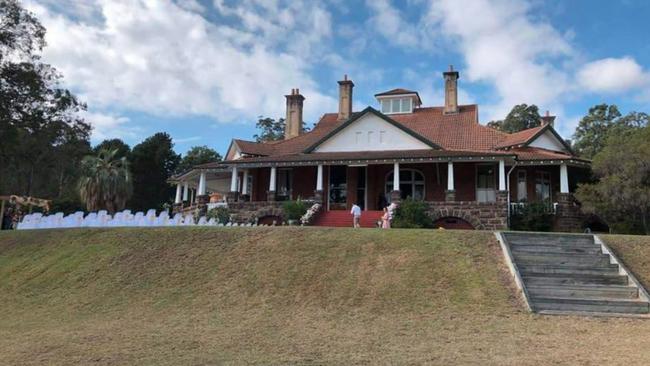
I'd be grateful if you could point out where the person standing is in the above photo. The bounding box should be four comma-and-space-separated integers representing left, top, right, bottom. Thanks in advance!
381, 207, 391, 229
350, 203, 361, 228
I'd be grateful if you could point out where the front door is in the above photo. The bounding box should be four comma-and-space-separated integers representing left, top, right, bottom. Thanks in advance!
476, 164, 496, 202
328, 165, 347, 210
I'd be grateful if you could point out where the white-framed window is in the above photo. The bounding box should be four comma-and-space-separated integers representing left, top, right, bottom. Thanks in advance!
385, 169, 425, 202
535, 171, 551, 202
517, 170, 527, 202
380, 97, 413, 114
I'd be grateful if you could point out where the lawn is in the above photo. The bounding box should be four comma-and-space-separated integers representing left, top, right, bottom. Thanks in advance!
1, 227, 650, 365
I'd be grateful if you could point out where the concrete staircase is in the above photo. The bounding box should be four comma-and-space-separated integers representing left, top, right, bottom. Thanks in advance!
312, 210, 383, 228
500, 232, 650, 316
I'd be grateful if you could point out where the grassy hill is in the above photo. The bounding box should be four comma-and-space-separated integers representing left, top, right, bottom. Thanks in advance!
1, 228, 650, 365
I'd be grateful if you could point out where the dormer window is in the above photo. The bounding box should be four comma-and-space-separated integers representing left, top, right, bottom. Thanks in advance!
380, 98, 413, 114
374, 88, 422, 115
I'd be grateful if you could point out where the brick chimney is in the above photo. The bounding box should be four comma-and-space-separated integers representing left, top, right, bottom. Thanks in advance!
337, 74, 354, 121
443, 65, 459, 114
284, 88, 305, 139
541, 110, 556, 127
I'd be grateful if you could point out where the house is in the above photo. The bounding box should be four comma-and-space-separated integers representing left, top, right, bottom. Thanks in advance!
170, 67, 590, 231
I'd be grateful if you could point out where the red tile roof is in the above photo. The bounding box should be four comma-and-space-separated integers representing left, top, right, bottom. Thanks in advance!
217, 105, 582, 165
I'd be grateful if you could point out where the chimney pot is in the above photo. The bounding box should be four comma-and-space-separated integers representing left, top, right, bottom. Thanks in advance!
540, 111, 556, 127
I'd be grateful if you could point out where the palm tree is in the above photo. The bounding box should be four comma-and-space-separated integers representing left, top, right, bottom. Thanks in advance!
78, 148, 132, 214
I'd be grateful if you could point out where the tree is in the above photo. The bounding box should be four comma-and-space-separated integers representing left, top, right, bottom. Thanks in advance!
78, 149, 132, 214
177, 145, 221, 173
94, 139, 131, 160
487, 104, 541, 133
572, 104, 621, 159
253, 116, 309, 142
0, 0, 91, 199
575, 126, 650, 234
129, 133, 180, 211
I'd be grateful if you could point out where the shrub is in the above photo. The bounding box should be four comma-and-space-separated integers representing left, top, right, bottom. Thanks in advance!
510, 201, 554, 232
50, 197, 85, 215
283, 199, 308, 221
392, 198, 432, 228
207, 207, 230, 224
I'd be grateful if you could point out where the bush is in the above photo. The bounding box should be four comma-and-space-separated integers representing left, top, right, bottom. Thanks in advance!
207, 207, 230, 224
283, 199, 308, 221
392, 198, 432, 228
510, 201, 554, 232
50, 197, 85, 215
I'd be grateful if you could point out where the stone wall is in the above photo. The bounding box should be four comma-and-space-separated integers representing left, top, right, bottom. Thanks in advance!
553, 193, 585, 232
424, 191, 509, 231
227, 201, 285, 224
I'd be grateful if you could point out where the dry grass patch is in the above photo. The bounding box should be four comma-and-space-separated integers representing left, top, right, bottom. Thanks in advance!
1, 228, 650, 365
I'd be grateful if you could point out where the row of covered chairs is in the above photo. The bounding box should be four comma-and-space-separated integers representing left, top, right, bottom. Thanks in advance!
16, 209, 265, 230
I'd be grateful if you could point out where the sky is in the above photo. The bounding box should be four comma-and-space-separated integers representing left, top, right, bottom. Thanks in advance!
24, 0, 650, 156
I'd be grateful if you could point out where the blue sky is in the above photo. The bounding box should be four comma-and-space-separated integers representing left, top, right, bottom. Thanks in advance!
25, 0, 650, 156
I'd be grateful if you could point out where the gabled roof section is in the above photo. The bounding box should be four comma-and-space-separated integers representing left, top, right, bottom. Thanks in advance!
303, 107, 441, 153
495, 124, 573, 154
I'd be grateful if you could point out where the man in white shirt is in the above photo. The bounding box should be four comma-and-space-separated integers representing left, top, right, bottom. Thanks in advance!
350, 203, 361, 228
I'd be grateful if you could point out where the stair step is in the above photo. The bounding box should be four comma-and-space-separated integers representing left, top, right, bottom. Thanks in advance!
511, 244, 602, 254
519, 264, 619, 275
513, 253, 611, 266
506, 239, 595, 246
527, 284, 638, 300
531, 297, 650, 314
523, 273, 628, 286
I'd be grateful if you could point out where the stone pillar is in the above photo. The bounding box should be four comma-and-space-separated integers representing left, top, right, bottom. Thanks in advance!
197, 194, 209, 217
446, 161, 455, 201
554, 192, 583, 232
268, 166, 277, 201
314, 164, 324, 203
391, 162, 401, 203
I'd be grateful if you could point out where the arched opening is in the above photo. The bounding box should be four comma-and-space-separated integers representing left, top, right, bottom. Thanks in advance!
385, 168, 425, 203
257, 215, 283, 226
582, 214, 610, 233
433, 216, 475, 230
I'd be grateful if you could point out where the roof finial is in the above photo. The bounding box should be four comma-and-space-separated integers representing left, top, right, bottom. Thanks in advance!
344, 74, 348, 81
449, 64, 454, 72
545, 110, 550, 117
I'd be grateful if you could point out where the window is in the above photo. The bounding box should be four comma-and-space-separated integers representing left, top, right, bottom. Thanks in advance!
517, 170, 527, 202
476, 164, 496, 203
386, 169, 425, 202
379, 97, 414, 114
535, 171, 551, 202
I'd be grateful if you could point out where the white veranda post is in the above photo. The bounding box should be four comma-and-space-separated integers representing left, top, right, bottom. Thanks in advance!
242, 170, 249, 195
230, 166, 238, 192
393, 162, 400, 191
498, 160, 506, 191
560, 163, 569, 193
269, 167, 277, 192
447, 162, 454, 191
182, 182, 189, 201
174, 184, 182, 204
316, 164, 323, 191
198, 172, 206, 196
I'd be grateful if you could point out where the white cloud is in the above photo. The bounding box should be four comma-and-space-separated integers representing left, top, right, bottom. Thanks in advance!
366, 0, 422, 49
25, 0, 337, 128
577, 57, 649, 93
424, 0, 574, 122
81, 111, 140, 142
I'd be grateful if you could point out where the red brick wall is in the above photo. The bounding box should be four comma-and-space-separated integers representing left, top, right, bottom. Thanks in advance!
508, 165, 561, 203
291, 166, 317, 200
